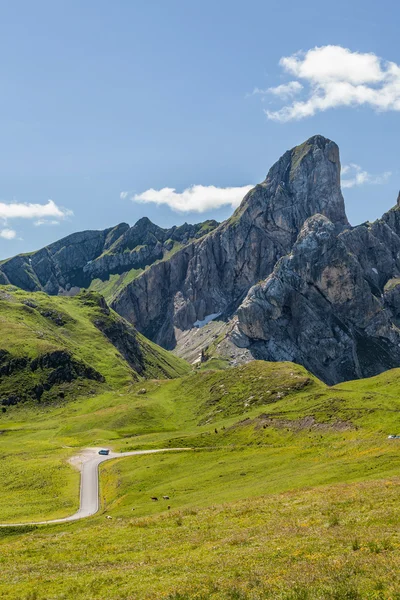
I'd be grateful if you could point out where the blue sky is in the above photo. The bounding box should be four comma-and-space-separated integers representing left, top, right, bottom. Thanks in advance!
0, 0, 398, 258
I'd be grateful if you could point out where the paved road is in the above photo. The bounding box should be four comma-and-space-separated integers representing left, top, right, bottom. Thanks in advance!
0, 447, 190, 527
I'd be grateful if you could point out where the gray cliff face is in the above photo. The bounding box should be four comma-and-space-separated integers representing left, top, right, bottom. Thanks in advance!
112, 135, 348, 348
235, 214, 400, 385
0, 226, 126, 294
83, 218, 218, 280
0, 218, 218, 296
112, 135, 400, 384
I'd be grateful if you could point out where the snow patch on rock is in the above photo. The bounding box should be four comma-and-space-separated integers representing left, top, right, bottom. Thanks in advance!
193, 312, 222, 328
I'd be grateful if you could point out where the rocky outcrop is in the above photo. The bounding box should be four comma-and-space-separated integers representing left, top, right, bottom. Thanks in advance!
234, 214, 400, 384
0, 349, 104, 406
112, 135, 348, 348
82, 218, 218, 280
0, 218, 218, 296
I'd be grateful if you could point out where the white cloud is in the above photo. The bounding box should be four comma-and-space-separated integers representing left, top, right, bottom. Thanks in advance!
123, 184, 254, 213
0, 199, 72, 220
263, 45, 400, 122
341, 163, 391, 189
281, 46, 383, 84
249, 82, 303, 100
34, 219, 61, 227
0, 228, 17, 240
267, 81, 303, 99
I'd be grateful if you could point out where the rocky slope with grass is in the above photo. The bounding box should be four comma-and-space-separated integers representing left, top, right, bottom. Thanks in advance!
0, 217, 218, 300
0, 287, 188, 408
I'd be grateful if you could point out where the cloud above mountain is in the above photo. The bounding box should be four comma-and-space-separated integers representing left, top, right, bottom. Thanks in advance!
259, 46, 400, 121
0, 199, 72, 240
341, 164, 392, 189
0, 199, 72, 221
123, 184, 254, 213
0, 228, 17, 240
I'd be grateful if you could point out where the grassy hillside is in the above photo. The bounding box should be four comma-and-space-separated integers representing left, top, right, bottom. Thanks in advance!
2, 359, 400, 597
2, 479, 399, 599
0, 285, 189, 409
88, 267, 143, 303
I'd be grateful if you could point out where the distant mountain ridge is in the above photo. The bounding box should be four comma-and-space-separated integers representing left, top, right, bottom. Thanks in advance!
0, 217, 218, 301
4, 134, 400, 384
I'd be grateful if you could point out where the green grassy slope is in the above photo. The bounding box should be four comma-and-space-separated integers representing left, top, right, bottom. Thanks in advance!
2, 360, 400, 597
0, 285, 189, 409
2, 479, 399, 599
88, 267, 143, 303
1, 359, 400, 523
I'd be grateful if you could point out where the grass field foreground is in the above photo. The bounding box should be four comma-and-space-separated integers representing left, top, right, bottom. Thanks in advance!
2, 359, 400, 597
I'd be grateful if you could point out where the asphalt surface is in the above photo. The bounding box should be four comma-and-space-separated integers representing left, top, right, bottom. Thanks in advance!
0, 447, 189, 527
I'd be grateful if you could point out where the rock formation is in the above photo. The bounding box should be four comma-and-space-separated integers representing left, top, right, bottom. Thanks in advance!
112, 136, 348, 348
4, 134, 400, 384
235, 214, 400, 384
0, 218, 217, 295
111, 135, 400, 384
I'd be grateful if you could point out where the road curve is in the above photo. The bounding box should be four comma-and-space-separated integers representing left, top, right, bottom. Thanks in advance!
0, 447, 190, 527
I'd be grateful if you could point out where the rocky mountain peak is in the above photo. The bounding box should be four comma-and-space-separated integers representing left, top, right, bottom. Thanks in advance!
234, 198, 400, 384
268, 135, 348, 225
232, 135, 349, 250
110, 136, 352, 352
132, 216, 156, 231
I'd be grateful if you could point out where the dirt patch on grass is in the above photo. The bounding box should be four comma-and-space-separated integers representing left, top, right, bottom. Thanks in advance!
229, 413, 355, 432
255, 414, 355, 432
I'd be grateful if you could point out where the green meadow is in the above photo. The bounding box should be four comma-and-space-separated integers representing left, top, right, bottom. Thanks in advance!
2, 353, 400, 598
1, 285, 400, 597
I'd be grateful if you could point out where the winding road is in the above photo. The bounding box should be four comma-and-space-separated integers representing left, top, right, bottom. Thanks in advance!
0, 447, 190, 527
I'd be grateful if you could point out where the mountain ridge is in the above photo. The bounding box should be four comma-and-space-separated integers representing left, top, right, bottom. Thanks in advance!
0, 217, 218, 301
111, 134, 400, 384
3, 134, 400, 384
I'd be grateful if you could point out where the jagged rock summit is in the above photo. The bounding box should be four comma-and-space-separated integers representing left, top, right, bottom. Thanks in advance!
112, 135, 349, 348
111, 134, 400, 384
3, 134, 400, 385
241, 134, 349, 228
0, 217, 218, 298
